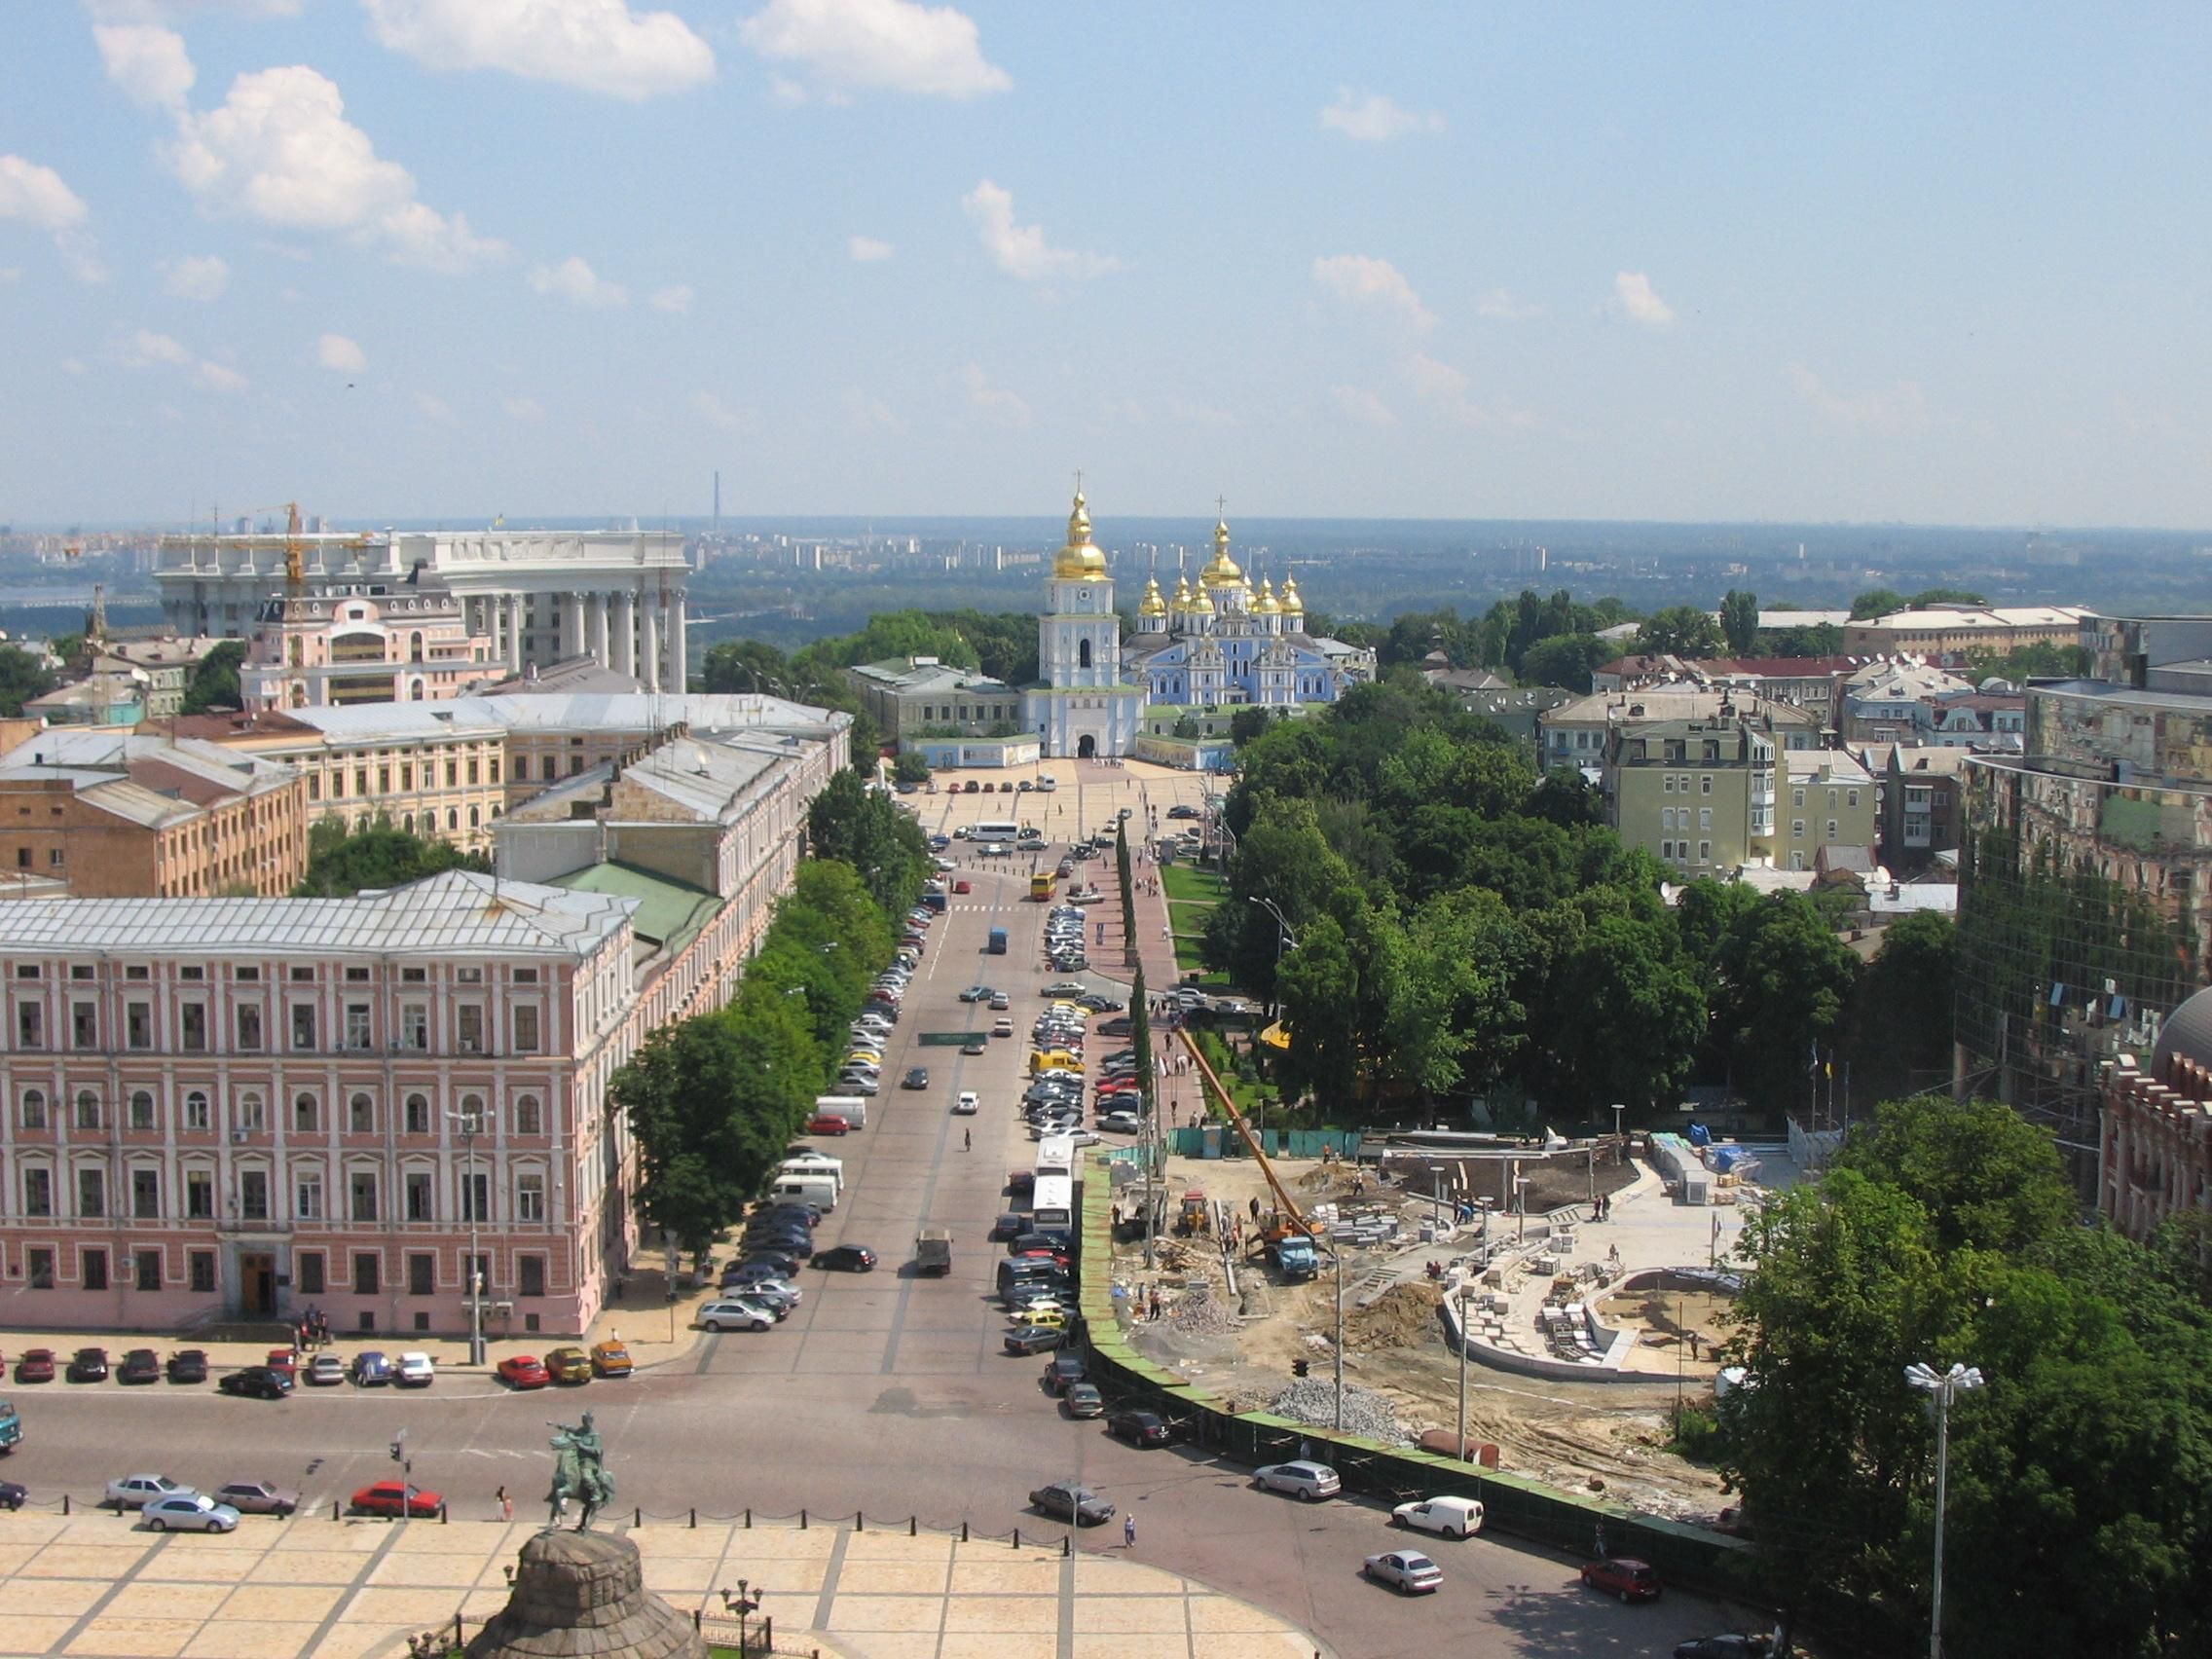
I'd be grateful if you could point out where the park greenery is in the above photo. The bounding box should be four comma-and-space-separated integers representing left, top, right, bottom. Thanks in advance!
609, 774, 930, 1258
291, 815, 489, 896
180, 639, 245, 714
1722, 1094, 2212, 1657
0, 645, 55, 717
1199, 671, 1951, 1124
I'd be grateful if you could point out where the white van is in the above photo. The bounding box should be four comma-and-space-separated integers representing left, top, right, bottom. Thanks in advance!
778, 1156, 843, 1197
771, 1175, 838, 1211
812, 1095, 867, 1130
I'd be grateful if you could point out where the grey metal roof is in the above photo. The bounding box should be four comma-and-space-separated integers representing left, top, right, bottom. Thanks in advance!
0, 871, 634, 958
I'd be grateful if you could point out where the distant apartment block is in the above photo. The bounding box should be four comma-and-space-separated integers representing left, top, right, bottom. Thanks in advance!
1840, 605, 2090, 662
1541, 688, 1822, 778
1875, 746, 1970, 870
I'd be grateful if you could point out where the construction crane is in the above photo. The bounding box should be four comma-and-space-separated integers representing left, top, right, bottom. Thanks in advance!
1181, 1033, 1322, 1244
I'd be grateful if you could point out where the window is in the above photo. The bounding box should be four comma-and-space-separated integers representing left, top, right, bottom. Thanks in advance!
1662, 774, 1675, 793
235, 966, 259, 982
408, 1253, 434, 1296
184, 1090, 209, 1131
295, 1168, 322, 1220
180, 1004, 205, 1051
28, 1248, 54, 1290
514, 1094, 542, 1135
130, 1089, 154, 1130
23, 1167, 51, 1217
514, 968, 538, 985
186, 1169, 213, 1219
346, 1004, 371, 1049
236, 1005, 263, 1051
1699, 840, 1712, 863
458, 967, 483, 983
353, 1252, 380, 1296
1701, 775, 1714, 794
1848, 789, 1861, 808
290, 966, 314, 982
401, 1005, 426, 1049
12, 965, 35, 980
513, 1006, 539, 1052
519, 1255, 546, 1298
132, 1166, 160, 1218
293, 1092, 318, 1133
402, 967, 426, 983
1826, 819, 1839, 838
189, 1251, 215, 1293
1700, 808, 1713, 830
405, 1093, 430, 1135
236, 1091, 264, 1133
69, 964, 92, 980
1792, 820, 1806, 838
297, 1253, 324, 1296
180, 965, 202, 981
16, 1004, 40, 1049
291, 1005, 315, 1050
126, 1002, 151, 1049
405, 1170, 432, 1222
135, 1249, 161, 1291
350, 1172, 379, 1222
82, 1248, 108, 1291
75, 1089, 99, 1130
239, 1169, 268, 1221
517, 1172, 545, 1221
1793, 788, 1806, 808
20, 1088, 44, 1130
78, 1166, 105, 1218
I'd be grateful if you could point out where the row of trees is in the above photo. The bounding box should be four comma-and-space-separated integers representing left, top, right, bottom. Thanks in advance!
1200, 674, 1953, 1122
610, 774, 931, 1260
1723, 1094, 2212, 1656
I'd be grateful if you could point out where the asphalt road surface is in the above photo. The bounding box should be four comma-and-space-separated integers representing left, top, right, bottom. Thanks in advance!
0, 858, 1762, 1658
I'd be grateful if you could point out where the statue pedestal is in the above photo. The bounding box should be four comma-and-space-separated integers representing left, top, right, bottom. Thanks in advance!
465, 1530, 706, 1658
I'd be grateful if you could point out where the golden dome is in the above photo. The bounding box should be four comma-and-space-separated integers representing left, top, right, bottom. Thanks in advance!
1053, 490, 1108, 579
1199, 515, 1244, 588
1251, 577, 1281, 616
1279, 574, 1306, 613
1138, 576, 1167, 617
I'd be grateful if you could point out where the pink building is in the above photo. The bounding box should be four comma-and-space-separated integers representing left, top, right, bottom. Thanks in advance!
240, 583, 488, 712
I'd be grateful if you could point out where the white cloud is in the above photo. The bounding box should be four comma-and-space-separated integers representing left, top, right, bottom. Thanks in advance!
1311, 253, 1434, 328
1401, 352, 1536, 432
1786, 363, 1931, 436
1329, 385, 1396, 428
1474, 287, 1543, 321
742, 0, 1009, 100
93, 23, 196, 112
129, 37, 506, 273
60, 356, 87, 375
960, 363, 1029, 427
648, 283, 692, 313
0, 154, 105, 281
502, 395, 545, 422
841, 389, 904, 433
847, 235, 893, 262
414, 389, 457, 424
1613, 270, 1675, 326
195, 359, 248, 393
961, 180, 1119, 281
691, 389, 753, 433
1320, 88, 1444, 142
315, 332, 366, 373
528, 255, 627, 307
117, 328, 195, 368
362, 0, 715, 101
159, 253, 229, 300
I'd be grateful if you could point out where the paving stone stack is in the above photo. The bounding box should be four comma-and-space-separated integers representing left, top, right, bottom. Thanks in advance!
465, 1530, 706, 1659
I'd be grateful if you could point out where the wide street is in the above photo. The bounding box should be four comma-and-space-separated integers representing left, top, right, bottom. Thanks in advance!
0, 808, 1759, 1658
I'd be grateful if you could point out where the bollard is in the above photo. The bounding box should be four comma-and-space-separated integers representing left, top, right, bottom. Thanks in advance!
961, 1521, 969, 1543
60, 1495, 68, 1516
439, 1503, 448, 1525
688, 1507, 696, 1530
453, 1612, 461, 1648
799, 1509, 807, 1530
1061, 1535, 1070, 1559
692, 1608, 702, 1631
1012, 1528, 1020, 1550
745, 1508, 752, 1529
855, 1511, 863, 1532
908, 1517, 916, 1537
333, 1500, 342, 1522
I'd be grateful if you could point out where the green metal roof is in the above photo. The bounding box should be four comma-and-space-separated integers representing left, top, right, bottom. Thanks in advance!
548, 862, 721, 957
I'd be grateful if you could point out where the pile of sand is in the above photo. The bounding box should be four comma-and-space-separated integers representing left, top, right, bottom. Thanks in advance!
1340, 1282, 1443, 1352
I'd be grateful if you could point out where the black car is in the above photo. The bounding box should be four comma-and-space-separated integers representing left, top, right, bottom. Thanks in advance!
815, 1245, 877, 1272
1007, 1232, 1072, 1258
218, 1366, 293, 1401
118, 1349, 162, 1385
0, 1481, 24, 1510
1098, 1017, 1134, 1037
165, 1349, 209, 1385
1043, 1350, 1088, 1393
66, 1347, 108, 1383
739, 1252, 801, 1278
988, 1213, 1027, 1241
1029, 1481, 1114, 1526
740, 1231, 813, 1257
902, 1067, 930, 1090
1003, 1325, 1064, 1355
1167, 804, 1200, 819
1108, 1410, 1173, 1447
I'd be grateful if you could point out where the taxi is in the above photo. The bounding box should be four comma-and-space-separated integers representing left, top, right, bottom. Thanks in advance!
543, 1346, 593, 1384
590, 1340, 634, 1379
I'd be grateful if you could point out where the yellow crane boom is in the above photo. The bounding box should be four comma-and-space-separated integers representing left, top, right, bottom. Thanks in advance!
1180, 1031, 1320, 1239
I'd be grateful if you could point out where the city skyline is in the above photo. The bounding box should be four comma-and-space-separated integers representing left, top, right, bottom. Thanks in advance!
3, 3, 2210, 528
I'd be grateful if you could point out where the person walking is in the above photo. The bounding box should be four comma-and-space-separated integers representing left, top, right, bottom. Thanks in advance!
498, 1486, 512, 1522
963, 1127, 972, 1152
1124, 1513, 1136, 1549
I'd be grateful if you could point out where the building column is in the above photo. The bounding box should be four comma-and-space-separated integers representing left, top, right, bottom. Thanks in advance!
667, 588, 687, 692
503, 595, 524, 674
561, 593, 585, 661
638, 589, 662, 693
591, 592, 610, 669
613, 591, 636, 681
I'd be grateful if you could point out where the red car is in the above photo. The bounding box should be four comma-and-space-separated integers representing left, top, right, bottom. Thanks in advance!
804, 1114, 851, 1136
15, 1349, 54, 1383
497, 1355, 550, 1389
1579, 1557, 1662, 1604
350, 1480, 443, 1519
952, 879, 972, 894
264, 1347, 299, 1382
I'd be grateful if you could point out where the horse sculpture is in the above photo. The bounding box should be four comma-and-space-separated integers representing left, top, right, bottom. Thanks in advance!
546, 1412, 616, 1531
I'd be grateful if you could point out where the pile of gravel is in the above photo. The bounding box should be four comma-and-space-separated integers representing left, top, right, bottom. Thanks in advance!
1171, 1283, 1241, 1338
1269, 1378, 1406, 1445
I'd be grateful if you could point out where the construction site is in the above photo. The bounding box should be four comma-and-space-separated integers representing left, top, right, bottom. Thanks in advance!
1103, 1067, 1789, 1525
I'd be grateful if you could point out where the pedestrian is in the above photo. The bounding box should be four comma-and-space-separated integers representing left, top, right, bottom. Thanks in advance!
498, 1486, 512, 1522
964, 1127, 972, 1152
1124, 1513, 1136, 1548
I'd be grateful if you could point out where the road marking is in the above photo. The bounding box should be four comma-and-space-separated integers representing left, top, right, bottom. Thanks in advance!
295, 1516, 416, 1659
42, 1529, 163, 1656
809, 1522, 853, 1635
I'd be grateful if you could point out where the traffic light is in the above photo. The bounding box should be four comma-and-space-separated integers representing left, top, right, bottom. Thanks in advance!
389, 1438, 404, 1462
1292, 1358, 1309, 1378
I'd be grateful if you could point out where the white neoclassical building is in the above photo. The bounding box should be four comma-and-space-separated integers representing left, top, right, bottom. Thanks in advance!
1020, 492, 1147, 758
157, 528, 691, 692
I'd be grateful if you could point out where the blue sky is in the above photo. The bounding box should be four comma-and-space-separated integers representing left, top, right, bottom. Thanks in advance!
3, 1, 2209, 528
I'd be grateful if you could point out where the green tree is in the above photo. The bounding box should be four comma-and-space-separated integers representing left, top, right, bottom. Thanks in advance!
891, 750, 931, 785
1129, 964, 1155, 1123
1518, 632, 1611, 692
1851, 588, 1908, 620
1228, 706, 1274, 746
292, 814, 487, 896
180, 640, 246, 715
1274, 913, 1364, 1107
1763, 621, 1844, 657
1523, 769, 1604, 830
1719, 589, 1759, 654
1908, 587, 1985, 608
804, 770, 930, 919
1116, 817, 1134, 967
1852, 911, 1956, 1093
1522, 905, 1706, 1113
698, 639, 790, 696
1635, 605, 1724, 657
1830, 1093, 2072, 1257
0, 645, 56, 717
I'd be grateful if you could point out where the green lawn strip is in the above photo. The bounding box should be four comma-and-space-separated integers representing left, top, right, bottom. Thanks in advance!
1161, 865, 1229, 904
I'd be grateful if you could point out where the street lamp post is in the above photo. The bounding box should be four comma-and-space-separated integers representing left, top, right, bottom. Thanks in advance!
1514, 1171, 1530, 1242
448, 1108, 485, 1365
1454, 1284, 1473, 1463
1427, 1164, 1445, 1236
1905, 1361, 1986, 1659
1332, 1240, 1345, 1433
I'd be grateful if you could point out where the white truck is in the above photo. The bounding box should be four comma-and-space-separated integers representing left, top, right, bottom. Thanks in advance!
812, 1095, 867, 1130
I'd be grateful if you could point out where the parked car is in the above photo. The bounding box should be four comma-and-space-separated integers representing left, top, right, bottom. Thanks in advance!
804, 1114, 852, 1136
1043, 1351, 1088, 1394
350, 1481, 442, 1519
107, 1474, 193, 1510
118, 1349, 161, 1385
1580, 1556, 1662, 1603
544, 1347, 593, 1384
264, 1347, 300, 1382
144, 1494, 241, 1534
697, 1301, 774, 1334
0, 1482, 24, 1510
213, 1480, 300, 1516
15, 1348, 57, 1383
1674, 1639, 1775, 1659
1097, 1111, 1143, 1134
303, 1353, 347, 1386
1364, 1550, 1444, 1595
815, 1245, 877, 1272
350, 1351, 392, 1386
218, 1367, 293, 1400
1029, 1482, 1114, 1526
497, 1355, 552, 1389
163, 1349, 207, 1385
395, 1352, 436, 1388
1003, 1326, 1064, 1355
1392, 1495, 1486, 1538
1107, 1410, 1173, 1448
1062, 1382, 1105, 1419
590, 1340, 634, 1378
1252, 1460, 1341, 1501
67, 1347, 108, 1383
988, 1213, 1027, 1241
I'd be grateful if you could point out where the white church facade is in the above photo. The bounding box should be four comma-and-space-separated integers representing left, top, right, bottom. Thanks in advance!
1020, 493, 1148, 758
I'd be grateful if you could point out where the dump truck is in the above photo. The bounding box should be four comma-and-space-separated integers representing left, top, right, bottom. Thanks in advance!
1267, 1234, 1319, 1281
915, 1228, 953, 1276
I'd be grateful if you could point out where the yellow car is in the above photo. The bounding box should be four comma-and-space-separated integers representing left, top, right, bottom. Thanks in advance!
845, 1048, 884, 1065
1009, 1306, 1068, 1330
1029, 1050, 1084, 1075
590, 1340, 633, 1378
543, 1346, 592, 1384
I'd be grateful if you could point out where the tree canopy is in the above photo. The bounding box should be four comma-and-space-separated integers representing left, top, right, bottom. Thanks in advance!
180, 640, 245, 715
291, 815, 488, 896
0, 645, 55, 718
